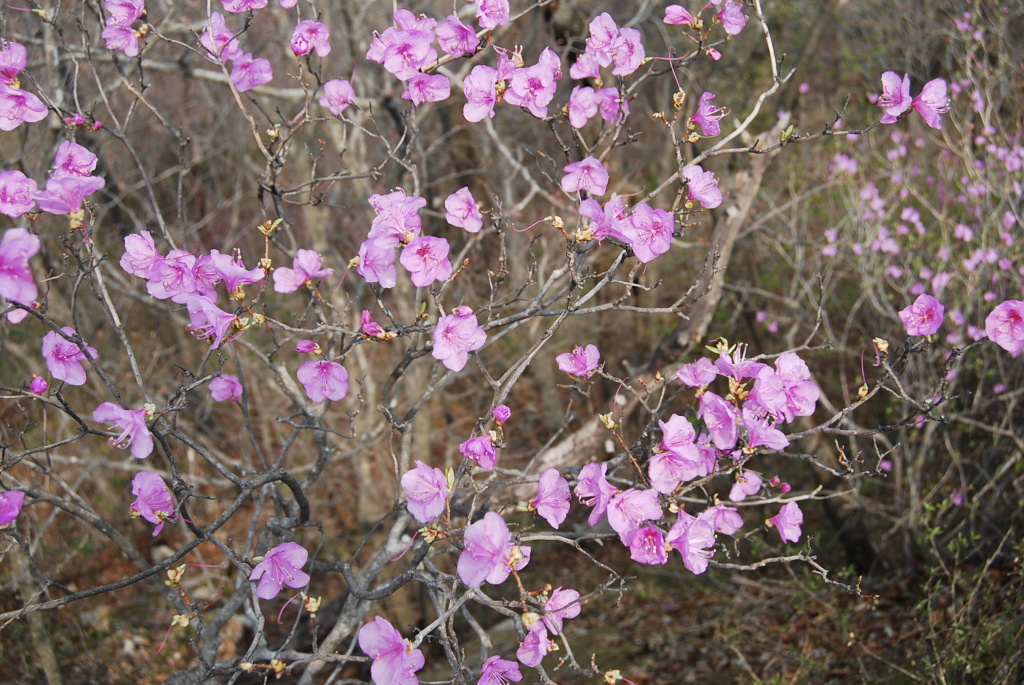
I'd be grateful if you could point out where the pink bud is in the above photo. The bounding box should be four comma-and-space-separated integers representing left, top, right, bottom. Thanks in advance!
29, 375, 48, 394
492, 404, 511, 424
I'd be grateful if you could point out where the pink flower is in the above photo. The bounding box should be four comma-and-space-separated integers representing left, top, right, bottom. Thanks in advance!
743, 402, 789, 450
361, 310, 385, 338
716, 1, 748, 36
479, 654, 522, 685
42, 327, 96, 386
33, 175, 106, 215
230, 53, 273, 92
486, 542, 531, 585
610, 28, 645, 76
622, 203, 674, 263
400, 236, 452, 286
460, 434, 497, 470
102, 23, 139, 57
912, 78, 950, 129
376, 29, 436, 80
771, 352, 820, 423
358, 616, 425, 685
0, 170, 38, 217
985, 300, 1024, 354
664, 5, 696, 25
504, 60, 559, 119
0, 227, 39, 311
29, 375, 48, 394
401, 460, 448, 523
183, 294, 237, 349
517, 624, 553, 668
899, 294, 944, 336
567, 85, 597, 128
530, 468, 570, 529
556, 344, 600, 378
677, 357, 717, 388
698, 391, 738, 451
878, 72, 912, 124
626, 524, 668, 565
0, 84, 48, 131
560, 156, 609, 196
209, 374, 243, 403
691, 91, 727, 137
209, 250, 264, 292
273, 249, 333, 293
105, 0, 145, 27
595, 86, 629, 124
767, 501, 803, 543
666, 511, 716, 574
682, 164, 723, 209
200, 12, 243, 62
697, 503, 743, 535
444, 187, 483, 233
356, 239, 398, 289
0, 490, 26, 526
130, 471, 174, 536
463, 65, 499, 122
475, 0, 510, 30
729, 470, 763, 502
53, 141, 98, 179
432, 306, 487, 372
94, 402, 154, 459
542, 586, 582, 634
295, 339, 320, 354
222, 0, 268, 12
574, 461, 618, 526
319, 79, 355, 116
458, 512, 510, 587
119, 231, 161, 279
249, 541, 310, 600
607, 488, 663, 539
290, 20, 330, 57
492, 404, 511, 424
402, 72, 451, 106
437, 14, 480, 57
0, 42, 27, 85
296, 360, 349, 403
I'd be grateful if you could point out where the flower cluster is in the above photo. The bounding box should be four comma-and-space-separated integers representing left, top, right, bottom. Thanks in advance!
102, 0, 146, 57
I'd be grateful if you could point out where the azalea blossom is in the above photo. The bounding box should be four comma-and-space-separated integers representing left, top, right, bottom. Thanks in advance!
898, 294, 944, 336
209, 374, 243, 403
606, 487, 663, 539
42, 327, 97, 386
458, 512, 510, 587
319, 79, 355, 116
479, 654, 522, 685
575, 461, 618, 526
691, 91, 727, 137
625, 524, 668, 565
698, 391, 738, 451
401, 460, 448, 523
463, 64, 499, 122
767, 501, 804, 543
486, 542, 531, 585
273, 249, 333, 293
0, 84, 48, 131
436, 14, 479, 57
475, 0, 510, 30
542, 586, 582, 634
664, 5, 696, 25
985, 300, 1024, 354
0, 42, 27, 85
0, 490, 26, 526
402, 72, 451, 106
358, 616, 425, 685
230, 53, 273, 92
249, 541, 310, 600
556, 344, 600, 378
912, 78, 950, 129
878, 71, 912, 124
291, 20, 330, 57
666, 511, 716, 574
682, 164, 723, 209
517, 623, 553, 668
560, 156, 609, 196
530, 468, 571, 529
0, 227, 40, 314
94, 402, 154, 459
622, 203, 674, 263
729, 470, 763, 502
444, 187, 483, 233
460, 434, 497, 470
0, 170, 38, 217
130, 471, 174, 536
200, 12, 244, 62
296, 359, 349, 403
400, 235, 452, 286
119, 231, 161, 279
432, 305, 487, 372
